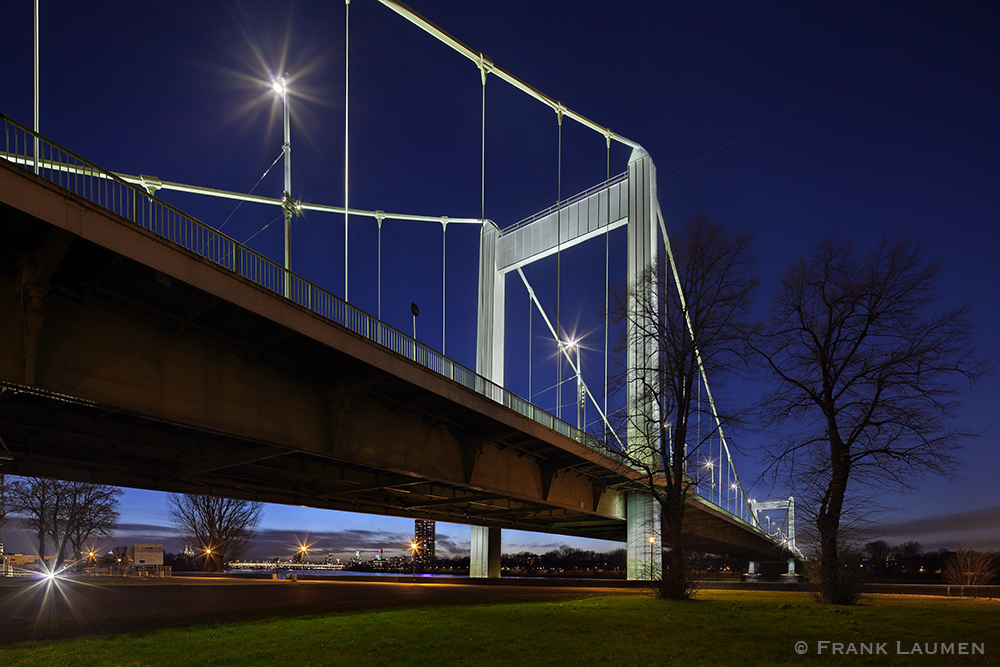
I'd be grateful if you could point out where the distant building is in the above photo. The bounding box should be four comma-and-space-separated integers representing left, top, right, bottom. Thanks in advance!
414, 520, 435, 562
129, 544, 164, 566
126, 544, 170, 578
4, 553, 39, 570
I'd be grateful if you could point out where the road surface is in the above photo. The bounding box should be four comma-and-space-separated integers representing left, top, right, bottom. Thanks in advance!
0, 575, 640, 643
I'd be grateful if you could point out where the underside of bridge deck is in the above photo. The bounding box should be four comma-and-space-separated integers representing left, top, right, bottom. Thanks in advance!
0, 162, 634, 542
0, 160, 793, 563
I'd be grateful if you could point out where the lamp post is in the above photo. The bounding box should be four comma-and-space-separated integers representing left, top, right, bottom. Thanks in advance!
273, 75, 292, 298
563, 339, 584, 431
409, 540, 420, 578
575, 342, 584, 431
33, 0, 40, 175
707, 460, 715, 504
648, 536, 656, 580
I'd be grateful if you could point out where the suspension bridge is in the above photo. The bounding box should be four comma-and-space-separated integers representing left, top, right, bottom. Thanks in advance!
0, 0, 799, 579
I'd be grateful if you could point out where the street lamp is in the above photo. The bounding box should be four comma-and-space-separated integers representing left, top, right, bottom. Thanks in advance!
409, 540, 420, 577
704, 459, 716, 504
648, 536, 656, 580
564, 339, 585, 432
273, 75, 292, 298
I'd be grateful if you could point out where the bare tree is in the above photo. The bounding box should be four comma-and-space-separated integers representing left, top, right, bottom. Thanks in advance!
63, 483, 123, 564
0, 471, 9, 535
863, 539, 892, 576
109, 545, 130, 573
167, 494, 263, 572
750, 236, 987, 604
8, 477, 122, 569
9, 476, 59, 562
609, 211, 756, 599
942, 542, 998, 587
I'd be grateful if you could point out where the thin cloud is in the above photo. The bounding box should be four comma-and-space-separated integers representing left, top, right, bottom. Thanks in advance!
879, 506, 1000, 537
867, 505, 1000, 551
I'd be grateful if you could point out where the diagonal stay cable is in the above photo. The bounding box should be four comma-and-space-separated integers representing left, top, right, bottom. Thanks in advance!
242, 212, 285, 245
218, 149, 286, 233
516, 268, 624, 450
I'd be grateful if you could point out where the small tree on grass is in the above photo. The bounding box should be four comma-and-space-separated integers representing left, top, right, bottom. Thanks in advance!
9, 477, 122, 569
942, 542, 999, 587
167, 493, 263, 572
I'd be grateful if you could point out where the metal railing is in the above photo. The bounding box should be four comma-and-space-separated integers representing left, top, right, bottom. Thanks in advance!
501, 171, 628, 234
1, 115, 785, 550
0, 113, 619, 462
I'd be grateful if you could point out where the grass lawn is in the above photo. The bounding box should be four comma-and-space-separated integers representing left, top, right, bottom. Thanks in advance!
3, 590, 998, 666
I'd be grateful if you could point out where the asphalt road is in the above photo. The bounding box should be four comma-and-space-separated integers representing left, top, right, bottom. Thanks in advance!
0, 575, 642, 643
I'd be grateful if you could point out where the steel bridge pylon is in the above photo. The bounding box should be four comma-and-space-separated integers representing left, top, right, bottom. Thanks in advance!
474, 148, 660, 579
749, 496, 799, 576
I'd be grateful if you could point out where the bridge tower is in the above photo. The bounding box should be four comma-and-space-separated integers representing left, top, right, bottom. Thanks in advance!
748, 497, 798, 576
475, 148, 660, 579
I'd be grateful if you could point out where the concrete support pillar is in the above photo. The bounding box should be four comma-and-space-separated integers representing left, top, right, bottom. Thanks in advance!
787, 557, 796, 575
748, 561, 757, 575
626, 492, 660, 580
470, 525, 501, 578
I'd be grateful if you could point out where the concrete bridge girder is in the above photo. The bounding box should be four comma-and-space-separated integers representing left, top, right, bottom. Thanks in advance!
0, 161, 629, 543
0, 154, 791, 573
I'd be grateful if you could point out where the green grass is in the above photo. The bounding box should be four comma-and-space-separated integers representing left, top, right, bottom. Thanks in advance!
3, 591, 998, 666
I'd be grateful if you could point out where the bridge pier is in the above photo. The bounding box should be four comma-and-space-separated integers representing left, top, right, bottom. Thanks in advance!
470, 525, 501, 578
626, 492, 661, 580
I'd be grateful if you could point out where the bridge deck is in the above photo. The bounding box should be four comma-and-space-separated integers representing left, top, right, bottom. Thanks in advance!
0, 139, 791, 561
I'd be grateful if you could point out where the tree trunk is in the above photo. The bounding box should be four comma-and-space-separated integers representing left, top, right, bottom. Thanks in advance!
658, 490, 690, 599
818, 435, 850, 604
35, 527, 47, 563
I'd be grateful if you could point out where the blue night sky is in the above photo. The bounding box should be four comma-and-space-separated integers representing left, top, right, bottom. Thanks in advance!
2, 0, 997, 560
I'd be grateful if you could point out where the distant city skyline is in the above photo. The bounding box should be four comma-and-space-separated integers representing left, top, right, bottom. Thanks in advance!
0, 488, 628, 563
4, 484, 995, 566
